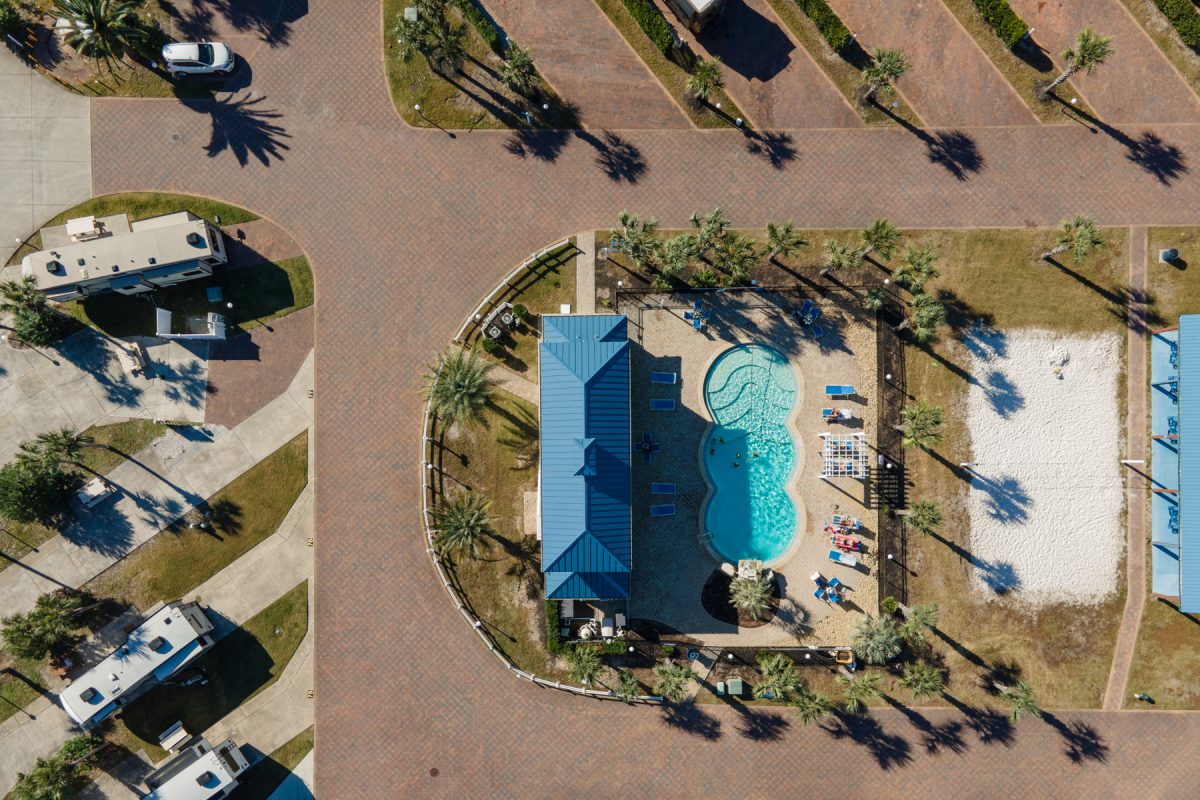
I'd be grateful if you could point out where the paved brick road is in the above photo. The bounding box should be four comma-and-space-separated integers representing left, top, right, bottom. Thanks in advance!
85, 1, 1200, 797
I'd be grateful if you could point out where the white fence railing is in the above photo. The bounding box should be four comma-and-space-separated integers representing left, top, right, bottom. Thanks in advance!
452, 239, 573, 344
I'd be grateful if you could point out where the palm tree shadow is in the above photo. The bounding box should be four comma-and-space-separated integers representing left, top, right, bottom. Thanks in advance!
744, 130, 797, 170
1042, 712, 1109, 764
873, 103, 984, 180
504, 128, 571, 163
574, 130, 646, 183
182, 92, 291, 166
732, 705, 791, 741
1049, 97, 1188, 185
820, 711, 912, 770
659, 702, 722, 740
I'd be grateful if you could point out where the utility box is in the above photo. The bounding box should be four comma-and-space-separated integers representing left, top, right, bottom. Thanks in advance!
1161, 247, 1180, 263
662, 0, 725, 33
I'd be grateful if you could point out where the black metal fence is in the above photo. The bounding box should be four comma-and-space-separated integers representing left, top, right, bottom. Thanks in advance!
875, 293, 909, 607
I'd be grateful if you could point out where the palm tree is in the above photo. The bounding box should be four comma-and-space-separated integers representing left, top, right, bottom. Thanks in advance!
686, 57, 725, 105
395, 0, 467, 74
566, 646, 603, 685
689, 207, 731, 256
431, 492, 495, 559
851, 614, 902, 665
425, 348, 495, 431
615, 211, 661, 272
729, 576, 773, 621
897, 400, 945, 450
658, 235, 699, 281
689, 267, 719, 289
905, 293, 947, 344
901, 660, 944, 700
11, 755, 77, 800
860, 219, 901, 261
1040, 215, 1103, 263
999, 679, 1042, 722
862, 287, 886, 312
766, 221, 806, 262
903, 499, 943, 537
862, 47, 910, 102
900, 604, 939, 644
1, 276, 62, 347
821, 239, 861, 278
1044, 28, 1113, 95
53, 0, 148, 63
837, 671, 883, 714
18, 428, 102, 472
2, 591, 88, 660
791, 687, 834, 726
652, 662, 693, 703
614, 670, 641, 703
713, 232, 758, 285
892, 246, 940, 293
499, 43, 538, 96
754, 652, 799, 699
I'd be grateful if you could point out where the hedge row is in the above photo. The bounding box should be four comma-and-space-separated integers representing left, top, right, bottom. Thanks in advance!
793, 0, 851, 52
623, 0, 676, 55
453, 0, 504, 55
0, 0, 21, 37
545, 600, 566, 654
970, 0, 1029, 50
1151, 0, 1200, 47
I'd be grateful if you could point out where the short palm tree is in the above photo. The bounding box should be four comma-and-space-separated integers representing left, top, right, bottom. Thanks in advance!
713, 232, 758, 285
2, 591, 87, 660
766, 220, 805, 262
11, 754, 77, 800
860, 219, 901, 261
686, 57, 724, 105
999, 679, 1042, 722
1044, 28, 1113, 95
754, 651, 799, 699
652, 662, 693, 703
862, 287, 887, 312
566, 646, 603, 685
729, 576, 773, 621
904, 498, 943, 537
425, 348, 495, 431
792, 687, 834, 726
1041, 215, 1103, 264
907, 293, 947, 344
614, 670, 641, 703
837, 671, 883, 714
689, 207, 731, 256
1, 276, 62, 347
901, 660, 944, 700
19, 428, 101, 471
615, 211, 661, 272
851, 613, 902, 665
897, 400, 945, 450
658, 235, 699, 281
431, 492, 495, 559
54, 0, 148, 63
900, 603, 939, 644
862, 47, 910, 102
892, 246, 940, 293
395, 0, 467, 74
821, 239, 861, 278
499, 43, 538, 96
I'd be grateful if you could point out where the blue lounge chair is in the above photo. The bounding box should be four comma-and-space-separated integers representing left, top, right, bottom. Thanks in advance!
650, 503, 675, 517
822, 407, 834, 419
825, 384, 854, 397
650, 372, 678, 385
650, 399, 676, 411
693, 318, 703, 331
810, 324, 825, 340
651, 482, 676, 494
693, 300, 704, 312
1171, 342, 1179, 367
800, 299, 815, 317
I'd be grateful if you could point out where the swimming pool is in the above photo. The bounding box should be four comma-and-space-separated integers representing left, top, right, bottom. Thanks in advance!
702, 344, 799, 564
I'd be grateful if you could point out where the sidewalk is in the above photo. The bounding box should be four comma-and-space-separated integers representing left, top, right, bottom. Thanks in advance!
0, 351, 314, 617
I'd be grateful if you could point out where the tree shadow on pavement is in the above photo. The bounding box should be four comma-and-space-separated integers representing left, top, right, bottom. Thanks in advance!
660, 702, 722, 740
744, 130, 797, 170
183, 92, 291, 166
1042, 712, 1109, 764
732, 704, 791, 741
874, 103, 984, 181
160, 0, 307, 48
576, 131, 647, 183
504, 128, 571, 163
944, 693, 1016, 747
821, 711, 912, 769
1049, 97, 1188, 185
881, 696, 968, 755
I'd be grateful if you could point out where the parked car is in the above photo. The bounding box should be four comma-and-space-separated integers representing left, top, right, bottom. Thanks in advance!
161, 42, 236, 77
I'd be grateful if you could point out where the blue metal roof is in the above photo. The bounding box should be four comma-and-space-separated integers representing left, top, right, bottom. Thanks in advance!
1180, 316, 1200, 612
539, 315, 631, 600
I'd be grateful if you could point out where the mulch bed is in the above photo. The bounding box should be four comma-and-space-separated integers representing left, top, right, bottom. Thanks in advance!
700, 569, 781, 628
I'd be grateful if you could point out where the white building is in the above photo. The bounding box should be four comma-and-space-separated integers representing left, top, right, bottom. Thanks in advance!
144, 737, 250, 800
663, 0, 725, 32
20, 211, 228, 302
59, 601, 216, 729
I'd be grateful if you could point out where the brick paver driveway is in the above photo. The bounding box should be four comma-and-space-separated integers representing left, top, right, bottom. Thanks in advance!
85, 1, 1200, 797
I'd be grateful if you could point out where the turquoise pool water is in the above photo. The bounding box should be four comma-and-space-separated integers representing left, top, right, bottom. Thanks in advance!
702, 344, 799, 564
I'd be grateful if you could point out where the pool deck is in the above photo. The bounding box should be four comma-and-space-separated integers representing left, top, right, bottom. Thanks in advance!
624, 290, 880, 648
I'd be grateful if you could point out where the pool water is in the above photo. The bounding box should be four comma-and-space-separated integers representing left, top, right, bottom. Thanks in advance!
702, 344, 799, 564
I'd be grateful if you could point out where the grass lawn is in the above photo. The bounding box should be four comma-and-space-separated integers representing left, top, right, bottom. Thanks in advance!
226, 726, 314, 800
1124, 593, 1200, 709
64, 256, 314, 338
1146, 227, 1200, 324
75, 420, 169, 476
591, 0, 745, 128
8, 193, 258, 267
1115, 0, 1200, 101
85, 432, 308, 610
105, 581, 309, 762
938, 0, 1093, 123
477, 242, 577, 374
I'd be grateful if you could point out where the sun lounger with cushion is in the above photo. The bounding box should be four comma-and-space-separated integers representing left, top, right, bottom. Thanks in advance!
693, 317, 703, 331
650, 503, 675, 517
650, 372, 678, 385
650, 399, 676, 411
651, 482, 677, 494
828, 549, 859, 567
827, 577, 842, 590
825, 384, 854, 397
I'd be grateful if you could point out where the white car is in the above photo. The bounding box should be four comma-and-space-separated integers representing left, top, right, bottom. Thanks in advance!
161, 41, 236, 77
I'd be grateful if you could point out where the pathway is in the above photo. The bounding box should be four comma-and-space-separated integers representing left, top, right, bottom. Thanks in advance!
492, 364, 539, 406
265, 752, 314, 800
824, 0, 1036, 127
485, 0, 690, 129
575, 229, 596, 314
1008, 0, 1200, 123
1103, 226, 1149, 710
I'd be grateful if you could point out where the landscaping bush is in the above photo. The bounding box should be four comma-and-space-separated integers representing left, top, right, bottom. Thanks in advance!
452, 0, 504, 54
545, 600, 566, 654
511, 302, 529, 321
1150, 0, 1200, 47
881, 596, 900, 615
622, 0, 676, 55
793, 0, 851, 53
481, 337, 500, 353
0, 0, 21, 37
0, 461, 75, 523
970, 0, 1029, 50
602, 639, 627, 655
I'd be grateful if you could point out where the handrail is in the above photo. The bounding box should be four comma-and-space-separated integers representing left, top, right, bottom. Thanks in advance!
453, 239, 572, 343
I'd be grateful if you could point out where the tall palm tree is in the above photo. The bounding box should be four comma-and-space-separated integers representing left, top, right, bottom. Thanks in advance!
431, 492, 495, 559
900, 603, 939, 644
658, 235, 699, 280
713, 232, 758, 285
892, 246, 940, 293
11, 754, 78, 800
1040, 215, 1103, 263
754, 652, 799, 699
821, 239, 861, 278
837, 671, 883, 714
652, 662, 693, 703
614, 670, 641, 703
499, 43, 538, 96
425, 348, 495, 431
0, 276, 47, 318
897, 400, 945, 450
686, 57, 725, 105
862, 48, 910, 102
566, 646, 603, 685
860, 219, 901, 261
53, 0, 148, 63
903, 498, 943, 537
852, 614, 903, 665
908, 293, 947, 344
792, 687, 834, 726
766, 221, 805, 262
729, 576, 773, 620
0, 276, 63, 347
1044, 28, 1113, 95
999, 680, 1042, 722
615, 211, 661, 272
395, 0, 467, 74
689, 207, 731, 256
901, 660, 944, 700
2, 591, 87, 660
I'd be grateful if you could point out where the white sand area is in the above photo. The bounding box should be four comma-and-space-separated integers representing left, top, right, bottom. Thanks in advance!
964, 328, 1122, 605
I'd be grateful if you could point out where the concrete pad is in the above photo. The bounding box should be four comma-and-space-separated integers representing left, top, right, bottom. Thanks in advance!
0, 117, 32, 160
29, 76, 89, 118
266, 752, 314, 800
31, 120, 90, 162
170, 435, 255, 500
0, 73, 31, 117
0, 161, 33, 204
53, 380, 107, 428
30, 542, 93, 589
0, 345, 35, 385
31, 160, 91, 206
9, 386, 71, 434
0, 707, 74, 797
0, 568, 51, 615
0, 205, 33, 260
13, 367, 48, 399
234, 393, 308, 462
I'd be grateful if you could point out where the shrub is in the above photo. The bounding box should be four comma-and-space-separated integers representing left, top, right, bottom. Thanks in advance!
688, 267, 719, 288
794, 0, 851, 53
0, 0, 21, 37
661, 643, 675, 659
12, 306, 65, 347
481, 337, 500, 353
602, 639, 627, 655
511, 303, 529, 321
545, 600, 566, 654
622, 0, 676, 55
1150, 0, 1200, 47
0, 461, 74, 523
970, 0, 1029, 50
880, 596, 899, 615
452, 0, 504, 54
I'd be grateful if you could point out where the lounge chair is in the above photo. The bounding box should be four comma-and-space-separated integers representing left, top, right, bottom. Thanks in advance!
650, 372, 678, 385
716, 681, 727, 697
651, 482, 677, 494
650, 399, 676, 411
615, 612, 626, 629
825, 384, 854, 397
650, 503, 675, 517
828, 549, 858, 567
827, 577, 842, 590
693, 300, 704, 312
721, 562, 736, 577
814, 587, 827, 601
1169, 416, 1179, 436
822, 407, 834, 419
693, 317, 703, 331
562, 599, 575, 618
